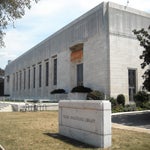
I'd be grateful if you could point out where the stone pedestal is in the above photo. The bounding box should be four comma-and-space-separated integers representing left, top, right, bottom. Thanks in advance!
59, 100, 111, 148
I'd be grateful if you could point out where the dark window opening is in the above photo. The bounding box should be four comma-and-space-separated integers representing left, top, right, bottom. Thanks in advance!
6, 76, 9, 82
24, 70, 26, 89
13, 74, 15, 91
77, 63, 83, 86
39, 64, 42, 87
28, 68, 30, 89
128, 69, 136, 101
45, 62, 49, 86
33, 67, 36, 88
53, 59, 57, 85
20, 71, 22, 90
16, 72, 18, 91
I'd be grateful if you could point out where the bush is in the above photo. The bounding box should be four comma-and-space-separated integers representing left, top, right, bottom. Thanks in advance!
134, 91, 149, 107
50, 89, 66, 94
142, 102, 150, 109
117, 94, 125, 106
123, 104, 137, 112
109, 97, 117, 108
112, 105, 124, 113
87, 90, 105, 100
71, 86, 92, 93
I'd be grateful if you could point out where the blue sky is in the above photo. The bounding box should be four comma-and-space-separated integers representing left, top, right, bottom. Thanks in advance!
0, 0, 150, 69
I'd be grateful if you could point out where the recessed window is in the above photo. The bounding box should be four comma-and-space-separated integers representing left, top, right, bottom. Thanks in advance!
13, 74, 15, 91
28, 68, 30, 89
53, 58, 57, 85
77, 63, 83, 86
24, 69, 26, 90
6, 75, 10, 82
128, 69, 136, 101
33, 67, 36, 88
16, 72, 18, 91
39, 64, 42, 87
20, 71, 22, 90
45, 61, 49, 86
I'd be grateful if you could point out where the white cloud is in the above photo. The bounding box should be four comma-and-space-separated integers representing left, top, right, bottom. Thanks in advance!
0, 0, 150, 69
0, 52, 16, 60
0, 52, 7, 57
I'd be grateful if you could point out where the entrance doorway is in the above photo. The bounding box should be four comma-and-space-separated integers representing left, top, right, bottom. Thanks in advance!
77, 63, 83, 86
128, 69, 136, 101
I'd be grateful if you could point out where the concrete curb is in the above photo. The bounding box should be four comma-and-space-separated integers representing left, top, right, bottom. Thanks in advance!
111, 110, 150, 116
112, 110, 150, 134
0, 144, 5, 150
112, 123, 150, 134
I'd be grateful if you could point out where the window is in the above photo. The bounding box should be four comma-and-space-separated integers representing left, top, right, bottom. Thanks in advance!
45, 61, 49, 86
13, 74, 15, 91
16, 72, 18, 91
53, 58, 57, 85
24, 69, 26, 89
128, 69, 136, 101
20, 71, 22, 90
33, 67, 36, 88
39, 64, 42, 87
77, 63, 83, 86
28, 68, 30, 89
6, 76, 10, 82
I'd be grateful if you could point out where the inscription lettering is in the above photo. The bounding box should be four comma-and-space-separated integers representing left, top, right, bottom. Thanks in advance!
63, 114, 95, 123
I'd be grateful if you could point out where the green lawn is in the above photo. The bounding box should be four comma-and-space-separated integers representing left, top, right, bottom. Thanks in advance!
0, 111, 150, 150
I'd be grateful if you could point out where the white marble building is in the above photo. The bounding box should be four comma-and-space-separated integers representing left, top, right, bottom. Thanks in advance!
4, 2, 150, 102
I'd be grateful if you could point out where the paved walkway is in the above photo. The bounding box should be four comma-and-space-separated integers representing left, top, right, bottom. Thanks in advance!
112, 110, 150, 134
112, 123, 150, 134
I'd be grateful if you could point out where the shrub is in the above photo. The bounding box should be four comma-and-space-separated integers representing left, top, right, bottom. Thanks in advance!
71, 86, 92, 93
142, 102, 150, 109
112, 105, 124, 113
50, 89, 66, 94
117, 94, 125, 106
134, 91, 149, 107
123, 104, 137, 112
87, 90, 105, 100
109, 97, 117, 108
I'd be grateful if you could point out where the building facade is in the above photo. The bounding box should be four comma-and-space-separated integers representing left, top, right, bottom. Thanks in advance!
4, 2, 150, 102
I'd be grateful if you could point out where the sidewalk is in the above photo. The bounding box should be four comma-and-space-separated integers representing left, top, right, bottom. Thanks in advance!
112, 110, 150, 134
112, 123, 150, 134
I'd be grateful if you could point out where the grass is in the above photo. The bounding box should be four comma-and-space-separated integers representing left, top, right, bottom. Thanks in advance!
0, 111, 150, 150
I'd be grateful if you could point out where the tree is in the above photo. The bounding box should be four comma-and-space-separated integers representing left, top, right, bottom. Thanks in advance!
0, 68, 4, 76
0, 68, 4, 96
133, 26, 150, 91
0, 0, 39, 47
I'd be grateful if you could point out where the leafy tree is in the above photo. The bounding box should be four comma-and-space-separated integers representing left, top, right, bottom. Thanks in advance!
133, 26, 150, 91
0, 0, 39, 47
134, 91, 149, 107
0, 68, 4, 96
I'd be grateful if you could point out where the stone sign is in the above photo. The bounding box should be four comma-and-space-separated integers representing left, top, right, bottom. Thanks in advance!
59, 100, 111, 148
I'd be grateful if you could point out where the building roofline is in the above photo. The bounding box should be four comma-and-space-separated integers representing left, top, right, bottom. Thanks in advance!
6, 1, 150, 68
108, 1, 150, 18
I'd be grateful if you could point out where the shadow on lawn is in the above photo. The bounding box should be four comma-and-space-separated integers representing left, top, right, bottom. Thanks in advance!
44, 133, 97, 149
